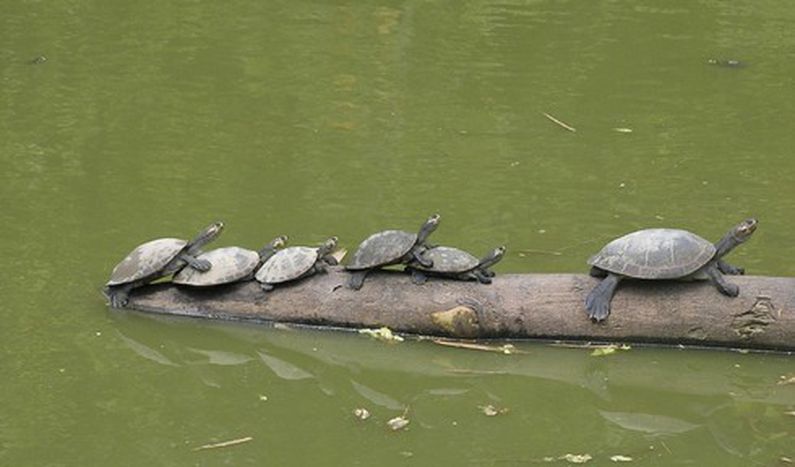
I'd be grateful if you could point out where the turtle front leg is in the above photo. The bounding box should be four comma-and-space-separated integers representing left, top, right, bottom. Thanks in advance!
481, 269, 496, 278
410, 247, 433, 268
105, 284, 132, 308
717, 260, 744, 275
348, 270, 369, 290
260, 282, 275, 293
585, 273, 621, 322
179, 252, 212, 272
472, 269, 492, 284
321, 254, 339, 266
704, 263, 739, 296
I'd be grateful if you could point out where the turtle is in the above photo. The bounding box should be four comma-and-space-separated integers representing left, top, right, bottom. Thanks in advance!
585, 218, 758, 322
172, 236, 288, 286
255, 236, 338, 292
104, 222, 225, 308
407, 246, 507, 284
346, 214, 440, 290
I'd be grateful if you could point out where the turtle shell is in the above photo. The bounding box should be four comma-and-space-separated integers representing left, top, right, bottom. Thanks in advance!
107, 238, 187, 286
255, 246, 319, 284
173, 247, 259, 286
588, 228, 716, 279
347, 230, 417, 270
414, 247, 478, 273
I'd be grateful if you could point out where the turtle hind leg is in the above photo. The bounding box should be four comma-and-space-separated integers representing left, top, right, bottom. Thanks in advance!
704, 263, 739, 296
717, 260, 744, 275
585, 273, 621, 322
409, 269, 427, 285
348, 270, 369, 290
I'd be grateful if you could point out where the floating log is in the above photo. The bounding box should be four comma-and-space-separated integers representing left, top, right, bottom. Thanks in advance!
125, 268, 795, 352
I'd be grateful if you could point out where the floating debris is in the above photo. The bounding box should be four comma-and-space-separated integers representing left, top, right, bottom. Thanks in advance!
193, 436, 253, 451
387, 415, 410, 431
544, 453, 592, 464
613, 128, 633, 133
707, 58, 745, 68
359, 327, 404, 343
542, 112, 577, 132
433, 339, 521, 355
353, 408, 371, 420
610, 455, 633, 462
31, 55, 47, 65
479, 404, 509, 417
590, 344, 631, 357
777, 374, 795, 385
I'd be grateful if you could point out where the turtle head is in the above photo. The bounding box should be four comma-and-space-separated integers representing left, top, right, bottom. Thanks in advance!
480, 245, 507, 268
190, 222, 225, 249
319, 236, 338, 255
271, 235, 289, 249
732, 218, 758, 243
715, 218, 757, 258
258, 235, 288, 262
417, 214, 441, 243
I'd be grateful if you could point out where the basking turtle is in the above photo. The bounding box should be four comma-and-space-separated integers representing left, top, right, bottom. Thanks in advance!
346, 214, 440, 290
255, 237, 338, 292
173, 236, 288, 286
585, 218, 758, 322
104, 222, 224, 308
408, 246, 506, 284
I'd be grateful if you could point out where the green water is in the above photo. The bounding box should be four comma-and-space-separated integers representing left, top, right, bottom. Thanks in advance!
2, 0, 794, 465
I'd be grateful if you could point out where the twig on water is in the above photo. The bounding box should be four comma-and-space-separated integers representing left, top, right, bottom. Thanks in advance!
542, 112, 577, 132
193, 436, 253, 452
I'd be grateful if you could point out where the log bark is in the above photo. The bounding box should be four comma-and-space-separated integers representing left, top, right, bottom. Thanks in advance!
125, 268, 795, 352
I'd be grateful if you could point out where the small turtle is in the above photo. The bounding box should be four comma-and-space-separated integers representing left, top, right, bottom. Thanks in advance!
104, 222, 224, 308
346, 214, 440, 290
408, 246, 506, 284
255, 237, 338, 292
173, 236, 288, 286
585, 218, 758, 322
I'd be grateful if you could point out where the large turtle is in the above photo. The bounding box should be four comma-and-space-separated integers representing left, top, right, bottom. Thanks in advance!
585, 218, 758, 322
172, 236, 287, 286
255, 237, 338, 292
346, 214, 440, 290
104, 222, 224, 308
407, 246, 506, 284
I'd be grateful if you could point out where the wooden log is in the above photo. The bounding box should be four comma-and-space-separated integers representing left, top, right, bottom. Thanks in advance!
125, 268, 795, 352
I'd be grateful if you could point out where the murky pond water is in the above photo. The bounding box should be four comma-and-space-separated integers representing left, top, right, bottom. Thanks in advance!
1, 1, 794, 465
